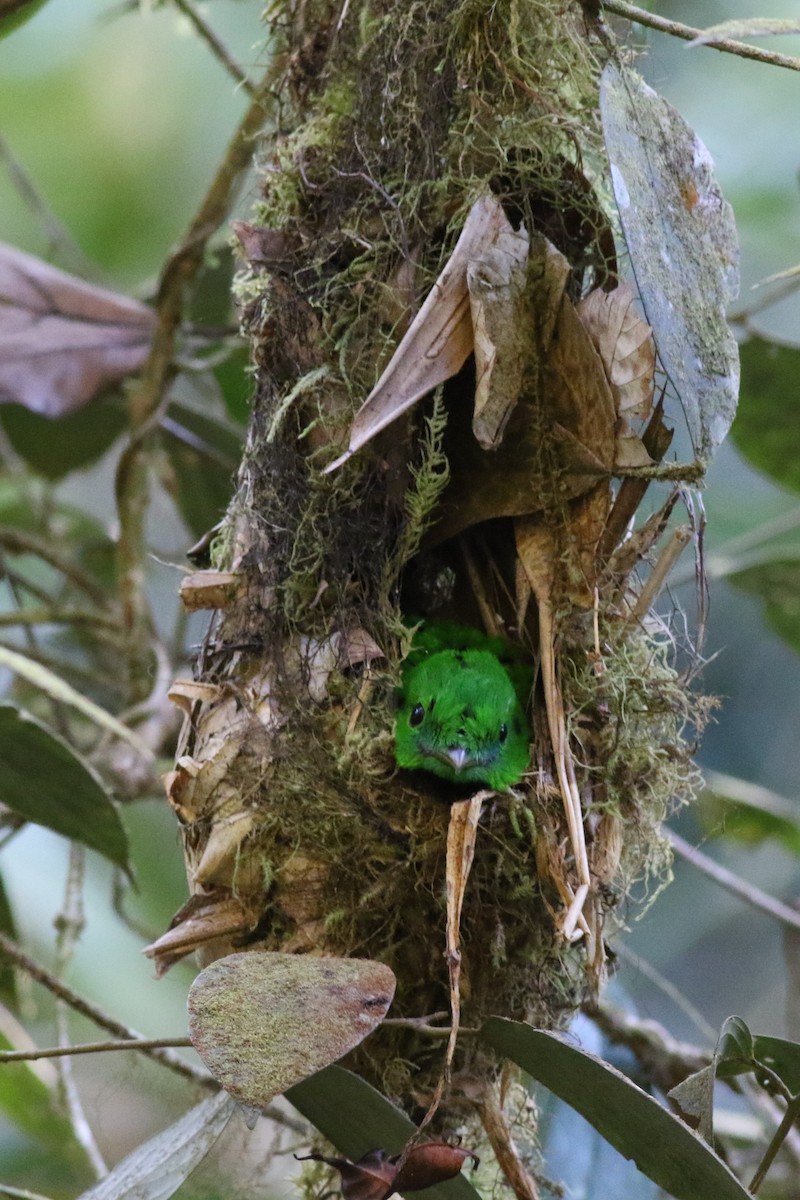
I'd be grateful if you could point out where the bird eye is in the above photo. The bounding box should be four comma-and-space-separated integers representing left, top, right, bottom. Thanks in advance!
409, 704, 425, 727
499, 723, 508, 743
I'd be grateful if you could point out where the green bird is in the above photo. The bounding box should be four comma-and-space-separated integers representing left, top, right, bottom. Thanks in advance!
395, 623, 532, 790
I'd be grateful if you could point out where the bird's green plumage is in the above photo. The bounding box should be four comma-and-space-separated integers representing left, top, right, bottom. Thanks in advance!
395, 623, 532, 790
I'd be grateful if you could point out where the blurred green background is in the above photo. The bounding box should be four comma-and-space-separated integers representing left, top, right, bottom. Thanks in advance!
1, 0, 800, 1195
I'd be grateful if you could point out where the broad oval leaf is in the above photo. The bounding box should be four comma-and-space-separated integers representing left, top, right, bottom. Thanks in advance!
481, 1018, 752, 1200
600, 63, 739, 461
78, 1091, 234, 1200
187, 951, 395, 1107
729, 560, 800, 655
753, 1034, 800, 1096
287, 1064, 482, 1200
0, 243, 154, 416
732, 336, 800, 494
0, 704, 129, 871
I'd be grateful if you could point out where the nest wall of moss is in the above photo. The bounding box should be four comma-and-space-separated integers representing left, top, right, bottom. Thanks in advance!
161, 0, 710, 1119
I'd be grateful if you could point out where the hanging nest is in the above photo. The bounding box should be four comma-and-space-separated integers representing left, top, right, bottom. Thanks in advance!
150, 0, 710, 1128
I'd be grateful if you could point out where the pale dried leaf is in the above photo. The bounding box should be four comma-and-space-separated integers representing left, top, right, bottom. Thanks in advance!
187, 952, 396, 1107
428, 278, 613, 545
514, 519, 555, 606
614, 417, 654, 468
179, 572, 240, 612
467, 223, 530, 448
341, 627, 386, 666
79, 1092, 235, 1200
167, 680, 226, 718
601, 64, 739, 459
142, 895, 254, 965
446, 794, 486, 953
577, 285, 655, 419
193, 811, 256, 884
325, 195, 512, 471
0, 242, 154, 415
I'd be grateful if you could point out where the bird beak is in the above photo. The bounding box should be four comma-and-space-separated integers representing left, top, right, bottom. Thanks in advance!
445, 747, 468, 773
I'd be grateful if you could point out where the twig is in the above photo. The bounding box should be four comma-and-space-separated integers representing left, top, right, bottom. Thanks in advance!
53, 845, 107, 1178
171, 0, 258, 97
627, 525, 692, 623
668, 830, 800, 932
602, 1, 800, 72
0, 135, 98, 276
116, 76, 270, 701
0, 1036, 192, 1062
475, 1084, 540, 1200
0, 526, 112, 607
0, 1187, 53, 1200
0, 608, 121, 632
0, 931, 212, 1088
749, 1091, 800, 1194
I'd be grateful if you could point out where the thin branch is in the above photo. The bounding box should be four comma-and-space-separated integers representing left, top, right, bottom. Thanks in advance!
116, 74, 270, 701
0, 608, 121, 632
668, 830, 800, 932
0, 1187, 54, 1200
749, 1091, 800, 1194
0, 930, 211, 1088
475, 1084, 541, 1200
583, 1001, 708, 1093
602, 1, 800, 72
54, 845, 107, 1179
0, 1036, 192, 1062
171, 0, 257, 97
0, 525, 112, 607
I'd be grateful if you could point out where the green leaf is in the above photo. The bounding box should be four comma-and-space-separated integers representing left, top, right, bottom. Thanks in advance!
600, 63, 739, 461
0, 0, 50, 39
79, 1091, 235, 1200
729, 559, 800, 654
753, 1035, 800, 1096
287, 1065, 482, 1200
0, 645, 152, 760
0, 872, 19, 1008
160, 400, 241, 537
0, 704, 129, 870
732, 337, 800, 494
0, 1033, 91, 1175
700, 771, 800, 855
715, 1016, 756, 1078
481, 1019, 752, 1200
0, 395, 128, 481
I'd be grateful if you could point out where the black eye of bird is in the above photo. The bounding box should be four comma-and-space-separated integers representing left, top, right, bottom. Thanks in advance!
499, 723, 508, 743
409, 704, 425, 727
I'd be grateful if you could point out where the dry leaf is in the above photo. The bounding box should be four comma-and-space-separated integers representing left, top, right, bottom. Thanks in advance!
296, 1142, 479, 1200
426, 240, 608, 545
178, 572, 240, 611
0, 242, 154, 415
187, 951, 395, 1107
614, 417, 653, 469
325, 194, 512, 471
577, 284, 655, 420
142, 893, 254, 974
467, 222, 531, 448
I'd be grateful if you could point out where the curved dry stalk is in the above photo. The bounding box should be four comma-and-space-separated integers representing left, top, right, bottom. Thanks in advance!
475, 1083, 541, 1200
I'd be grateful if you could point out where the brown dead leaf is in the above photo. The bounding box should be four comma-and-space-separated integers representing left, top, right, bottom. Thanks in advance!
577, 284, 655, 421
179, 572, 240, 611
430, 267, 614, 544
142, 893, 254, 974
614, 417, 653, 469
0, 242, 155, 415
324, 194, 512, 472
467, 222, 531, 448
231, 221, 299, 267
296, 1142, 479, 1200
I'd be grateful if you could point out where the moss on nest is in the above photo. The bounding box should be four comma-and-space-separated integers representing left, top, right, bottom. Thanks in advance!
177, 0, 710, 1123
